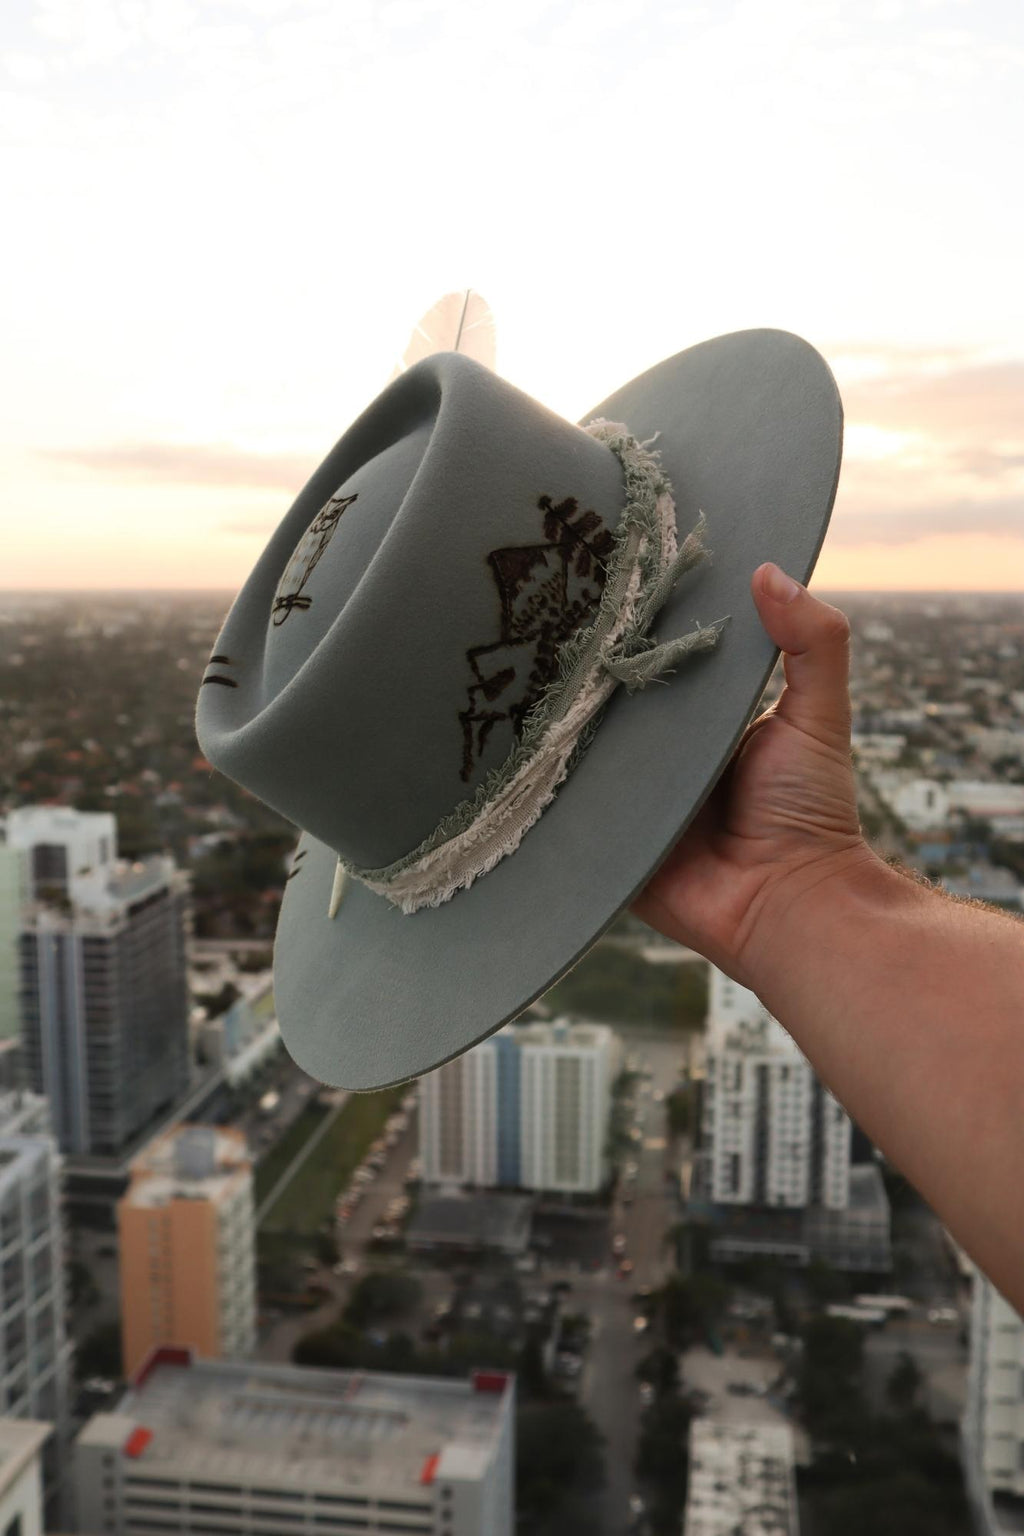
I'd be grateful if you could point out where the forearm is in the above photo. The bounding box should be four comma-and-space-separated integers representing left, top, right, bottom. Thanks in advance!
744, 852, 1024, 1308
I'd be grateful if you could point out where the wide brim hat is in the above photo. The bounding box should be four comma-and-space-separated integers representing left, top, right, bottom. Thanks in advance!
196, 329, 842, 1089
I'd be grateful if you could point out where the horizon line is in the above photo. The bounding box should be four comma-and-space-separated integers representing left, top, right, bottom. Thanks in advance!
1, 587, 1023, 599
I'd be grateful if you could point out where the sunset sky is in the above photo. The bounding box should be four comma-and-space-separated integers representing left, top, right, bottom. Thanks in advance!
2, 0, 1022, 592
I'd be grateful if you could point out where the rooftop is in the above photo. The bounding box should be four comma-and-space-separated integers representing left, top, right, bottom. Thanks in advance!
407, 1191, 532, 1254
684, 1421, 798, 1536
80, 1354, 512, 1494
0, 1417, 51, 1494
124, 1125, 250, 1208
511, 1017, 614, 1051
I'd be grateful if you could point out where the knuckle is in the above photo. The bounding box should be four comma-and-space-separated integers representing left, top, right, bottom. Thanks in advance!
819, 605, 851, 646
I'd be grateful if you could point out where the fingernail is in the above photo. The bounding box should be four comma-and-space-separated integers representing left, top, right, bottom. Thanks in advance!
762, 563, 802, 604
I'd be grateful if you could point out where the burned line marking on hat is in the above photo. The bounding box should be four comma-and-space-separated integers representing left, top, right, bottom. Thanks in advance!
272, 490, 358, 625
285, 849, 308, 882
458, 494, 614, 781
201, 655, 238, 689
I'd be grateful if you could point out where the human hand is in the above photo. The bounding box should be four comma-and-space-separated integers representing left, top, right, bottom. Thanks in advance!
632, 563, 879, 987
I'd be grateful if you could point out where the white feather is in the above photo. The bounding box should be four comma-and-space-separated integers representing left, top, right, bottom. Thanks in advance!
390, 289, 496, 379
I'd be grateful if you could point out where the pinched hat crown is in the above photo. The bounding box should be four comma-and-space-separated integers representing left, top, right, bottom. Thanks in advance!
197, 353, 724, 909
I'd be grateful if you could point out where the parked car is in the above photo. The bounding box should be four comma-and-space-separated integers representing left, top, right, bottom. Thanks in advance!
928, 1306, 959, 1326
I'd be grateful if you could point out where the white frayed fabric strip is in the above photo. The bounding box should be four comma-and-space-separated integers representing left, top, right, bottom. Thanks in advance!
329, 422, 727, 916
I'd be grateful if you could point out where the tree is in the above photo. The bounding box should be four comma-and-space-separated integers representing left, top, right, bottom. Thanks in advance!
805, 1257, 850, 1304
811, 1468, 966, 1536
516, 1402, 605, 1528
518, 1332, 548, 1398
635, 1394, 693, 1534
798, 1315, 865, 1432
544, 945, 707, 1028
342, 1271, 422, 1329
75, 1321, 123, 1381
886, 1350, 923, 1412
656, 1273, 730, 1349
314, 1228, 339, 1267
665, 1088, 691, 1137
67, 1259, 100, 1311
635, 1346, 679, 1398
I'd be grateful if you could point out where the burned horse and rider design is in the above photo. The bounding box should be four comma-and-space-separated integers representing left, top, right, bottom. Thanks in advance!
459, 493, 614, 782
272, 489, 359, 625
270, 480, 613, 785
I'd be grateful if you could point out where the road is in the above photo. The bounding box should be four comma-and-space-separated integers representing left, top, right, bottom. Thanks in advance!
575, 1029, 692, 1536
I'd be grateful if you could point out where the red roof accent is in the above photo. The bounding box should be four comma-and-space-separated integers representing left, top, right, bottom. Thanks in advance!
132, 1345, 194, 1390
420, 1453, 441, 1486
123, 1427, 153, 1459
471, 1370, 508, 1394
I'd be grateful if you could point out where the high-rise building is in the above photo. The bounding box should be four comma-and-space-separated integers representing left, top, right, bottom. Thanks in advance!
699, 969, 891, 1272
0, 1091, 72, 1494
419, 1019, 617, 1195
962, 1270, 1024, 1536
703, 968, 851, 1209
118, 1125, 256, 1379
75, 1352, 515, 1536
9, 807, 190, 1157
0, 841, 21, 1044
197, 971, 281, 1086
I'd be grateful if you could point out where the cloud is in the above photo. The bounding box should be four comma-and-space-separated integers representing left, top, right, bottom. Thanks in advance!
43, 441, 315, 489
219, 518, 279, 536
830, 496, 1024, 546
829, 348, 1024, 554
843, 359, 1024, 440
946, 447, 1024, 480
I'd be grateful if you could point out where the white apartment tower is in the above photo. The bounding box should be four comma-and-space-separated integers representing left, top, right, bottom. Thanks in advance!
419, 1020, 617, 1195
419, 1040, 500, 1188
518, 1021, 614, 1194
0, 1091, 72, 1492
704, 968, 851, 1210
963, 1270, 1024, 1535
9, 807, 190, 1156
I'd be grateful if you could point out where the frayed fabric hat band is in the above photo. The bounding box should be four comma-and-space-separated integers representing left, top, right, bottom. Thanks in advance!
329, 421, 728, 918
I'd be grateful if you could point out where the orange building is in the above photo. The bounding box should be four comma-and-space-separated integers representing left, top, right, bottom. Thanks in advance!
118, 1124, 256, 1379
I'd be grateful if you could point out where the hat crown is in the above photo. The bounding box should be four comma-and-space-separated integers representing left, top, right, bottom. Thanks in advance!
197, 354, 629, 868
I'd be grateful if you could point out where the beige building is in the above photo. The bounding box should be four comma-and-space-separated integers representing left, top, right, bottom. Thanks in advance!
118, 1125, 256, 1379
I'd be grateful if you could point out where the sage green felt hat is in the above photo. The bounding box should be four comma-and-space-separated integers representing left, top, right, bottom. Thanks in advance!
196, 330, 842, 1089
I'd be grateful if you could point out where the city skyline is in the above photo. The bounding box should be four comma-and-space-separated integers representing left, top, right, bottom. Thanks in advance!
2, 1, 1023, 594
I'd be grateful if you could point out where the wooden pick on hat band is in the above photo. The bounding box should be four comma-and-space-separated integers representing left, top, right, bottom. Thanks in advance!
329, 421, 729, 918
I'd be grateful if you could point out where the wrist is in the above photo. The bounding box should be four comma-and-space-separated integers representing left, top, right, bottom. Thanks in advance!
735, 842, 926, 999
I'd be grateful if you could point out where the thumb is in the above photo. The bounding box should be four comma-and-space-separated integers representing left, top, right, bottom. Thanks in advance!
751, 563, 852, 744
